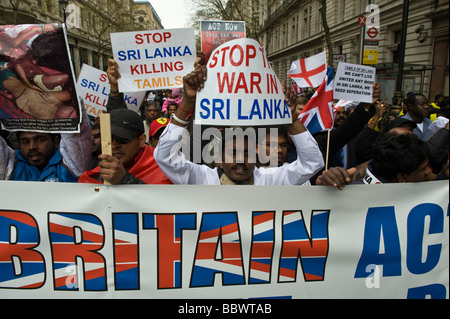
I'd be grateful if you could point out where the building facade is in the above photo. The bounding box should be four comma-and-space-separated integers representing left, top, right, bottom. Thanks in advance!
0, 0, 163, 76
253, 0, 449, 103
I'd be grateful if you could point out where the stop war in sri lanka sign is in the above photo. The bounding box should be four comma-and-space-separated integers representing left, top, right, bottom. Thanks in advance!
195, 38, 292, 126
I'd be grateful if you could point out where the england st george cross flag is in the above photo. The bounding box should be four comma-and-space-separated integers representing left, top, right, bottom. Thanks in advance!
287, 51, 327, 89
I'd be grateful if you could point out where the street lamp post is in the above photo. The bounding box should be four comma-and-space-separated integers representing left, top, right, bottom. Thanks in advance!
396, 0, 410, 93
59, 0, 68, 23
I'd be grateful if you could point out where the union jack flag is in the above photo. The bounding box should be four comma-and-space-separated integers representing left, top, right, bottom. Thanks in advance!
333, 99, 353, 113
298, 67, 335, 135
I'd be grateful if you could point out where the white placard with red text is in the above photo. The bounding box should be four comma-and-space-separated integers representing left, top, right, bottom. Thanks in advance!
110, 28, 196, 92
195, 38, 292, 126
77, 64, 145, 117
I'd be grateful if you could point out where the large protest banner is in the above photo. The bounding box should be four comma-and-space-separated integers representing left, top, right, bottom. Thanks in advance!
77, 64, 146, 117
195, 38, 292, 126
110, 28, 196, 92
0, 24, 81, 132
0, 180, 448, 299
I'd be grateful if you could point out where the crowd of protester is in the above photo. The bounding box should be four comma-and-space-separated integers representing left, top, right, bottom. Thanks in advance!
1, 53, 449, 187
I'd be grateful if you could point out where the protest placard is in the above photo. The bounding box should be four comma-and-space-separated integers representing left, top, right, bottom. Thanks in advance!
0, 181, 448, 299
77, 64, 146, 117
0, 24, 81, 132
110, 28, 196, 92
200, 20, 246, 63
334, 62, 376, 103
195, 38, 292, 126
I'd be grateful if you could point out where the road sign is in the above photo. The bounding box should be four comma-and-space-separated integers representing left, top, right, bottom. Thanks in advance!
358, 15, 366, 27
366, 27, 379, 39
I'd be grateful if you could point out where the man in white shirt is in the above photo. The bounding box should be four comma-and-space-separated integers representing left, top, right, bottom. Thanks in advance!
154, 63, 324, 185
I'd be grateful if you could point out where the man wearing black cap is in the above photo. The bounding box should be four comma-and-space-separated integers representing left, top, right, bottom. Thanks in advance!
78, 108, 172, 185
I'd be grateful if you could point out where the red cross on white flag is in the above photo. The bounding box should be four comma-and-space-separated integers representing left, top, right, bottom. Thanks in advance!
287, 51, 327, 89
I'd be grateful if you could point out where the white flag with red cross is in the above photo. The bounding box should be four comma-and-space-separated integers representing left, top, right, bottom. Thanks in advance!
287, 51, 327, 89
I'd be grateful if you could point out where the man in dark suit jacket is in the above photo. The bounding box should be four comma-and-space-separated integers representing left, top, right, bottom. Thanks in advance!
402, 93, 434, 141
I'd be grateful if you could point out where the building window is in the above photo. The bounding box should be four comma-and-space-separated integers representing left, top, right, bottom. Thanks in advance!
317, 5, 323, 33
275, 28, 279, 51
393, 30, 401, 63
58, 1, 66, 18
336, 0, 346, 23
291, 15, 298, 43
79, 47, 88, 69
356, 0, 370, 15
46, 0, 52, 13
283, 23, 288, 47
303, 6, 312, 38
92, 52, 99, 68
102, 55, 109, 71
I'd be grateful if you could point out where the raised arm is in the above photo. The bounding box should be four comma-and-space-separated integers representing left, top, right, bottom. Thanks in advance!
170, 63, 207, 127
281, 80, 307, 136
60, 102, 91, 177
105, 59, 127, 111
0, 135, 16, 180
154, 64, 217, 185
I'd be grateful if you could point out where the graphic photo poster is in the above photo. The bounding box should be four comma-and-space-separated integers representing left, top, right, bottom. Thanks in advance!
0, 23, 82, 132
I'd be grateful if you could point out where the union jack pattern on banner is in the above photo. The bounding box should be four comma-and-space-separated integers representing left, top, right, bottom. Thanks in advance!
191, 213, 245, 287
113, 213, 139, 290
249, 212, 275, 284
279, 210, 330, 282
298, 67, 335, 135
49, 213, 106, 291
0, 211, 45, 289
143, 213, 196, 289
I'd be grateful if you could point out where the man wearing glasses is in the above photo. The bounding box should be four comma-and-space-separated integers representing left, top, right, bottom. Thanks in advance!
78, 108, 172, 185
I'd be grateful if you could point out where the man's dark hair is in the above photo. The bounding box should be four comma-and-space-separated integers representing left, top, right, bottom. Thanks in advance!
405, 92, 426, 106
16, 131, 60, 144
371, 133, 429, 181
438, 96, 449, 108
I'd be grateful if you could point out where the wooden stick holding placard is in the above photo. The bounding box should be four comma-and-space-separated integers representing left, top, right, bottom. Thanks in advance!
325, 129, 331, 171
99, 113, 112, 185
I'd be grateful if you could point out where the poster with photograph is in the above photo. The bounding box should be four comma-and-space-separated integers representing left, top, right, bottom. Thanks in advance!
0, 24, 81, 132
200, 20, 246, 63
